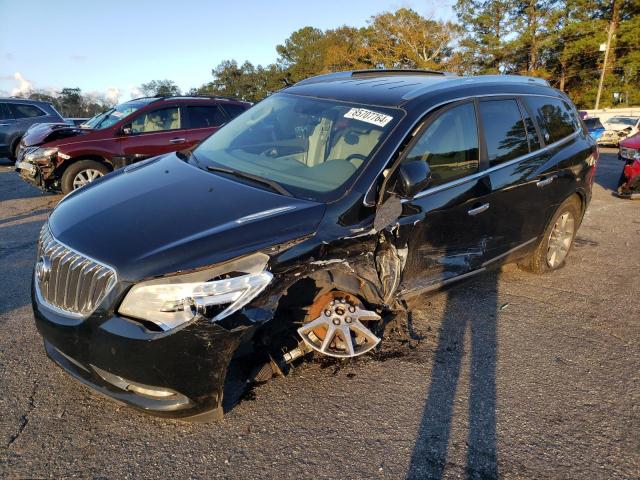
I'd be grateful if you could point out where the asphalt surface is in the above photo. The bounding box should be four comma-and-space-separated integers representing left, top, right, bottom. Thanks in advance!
0, 150, 638, 479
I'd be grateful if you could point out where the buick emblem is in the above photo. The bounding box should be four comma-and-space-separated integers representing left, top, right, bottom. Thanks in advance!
36, 256, 52, 284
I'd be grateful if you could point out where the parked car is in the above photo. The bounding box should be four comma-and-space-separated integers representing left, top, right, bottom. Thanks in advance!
584, 117, 605, 141
15, 95, 250, 193
0, 97, 64, 161
598, 115, 640, 146
617, 133, 640, 198
32, 70, 597, 421
64, 117, 90, 126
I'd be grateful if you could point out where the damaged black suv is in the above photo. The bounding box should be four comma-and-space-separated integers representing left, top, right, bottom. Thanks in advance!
32, 70, 597, 421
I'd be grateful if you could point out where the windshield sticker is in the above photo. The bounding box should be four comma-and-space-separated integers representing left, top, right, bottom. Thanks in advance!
111, 111, 124, 118
344, 108, 393, 127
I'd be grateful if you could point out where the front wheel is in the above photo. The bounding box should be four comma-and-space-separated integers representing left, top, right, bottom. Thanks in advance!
519, 196, 582, 274
61, 160, 110, 194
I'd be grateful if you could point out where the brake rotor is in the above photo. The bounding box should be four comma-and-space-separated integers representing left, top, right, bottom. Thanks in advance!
297, 291, 381, 358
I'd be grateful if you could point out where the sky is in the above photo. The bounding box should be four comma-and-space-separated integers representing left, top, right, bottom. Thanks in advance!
0, 0, 454, 103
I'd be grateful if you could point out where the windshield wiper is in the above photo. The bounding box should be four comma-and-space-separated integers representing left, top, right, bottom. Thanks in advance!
206, 165, 292, 197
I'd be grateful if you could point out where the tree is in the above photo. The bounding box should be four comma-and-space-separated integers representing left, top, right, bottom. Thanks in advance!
454, 0, 515, 73
139, 79, 181, 97
364, 8, 461, 70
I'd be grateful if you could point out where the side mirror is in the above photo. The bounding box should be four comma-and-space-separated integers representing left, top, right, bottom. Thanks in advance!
121, 124, 133, 136
396, 160, 431, 199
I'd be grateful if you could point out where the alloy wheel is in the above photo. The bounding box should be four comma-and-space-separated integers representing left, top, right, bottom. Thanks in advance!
297, 291, 381, 358
72, 169, 104, 189
546, 211, 575, 268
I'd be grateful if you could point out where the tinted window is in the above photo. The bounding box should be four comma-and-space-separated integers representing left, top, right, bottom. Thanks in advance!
187, 106, 226, 128
131, 107, 181, 133
220, 104, 248, 119
10, 103, 46, 118
520, 101, 541, 151
0, 103, 12, 120
405, 102, 479, 186
479, 99, 529, 166
525, 96, 579, 144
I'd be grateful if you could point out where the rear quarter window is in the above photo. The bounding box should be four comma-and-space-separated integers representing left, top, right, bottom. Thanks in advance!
9, 103, 46, 119
525, 96, 580, 145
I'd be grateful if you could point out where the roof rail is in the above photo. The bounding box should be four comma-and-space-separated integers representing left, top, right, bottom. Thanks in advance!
465, 74, 550, 86
351, 69, 456, 77
151, 94, 244, 102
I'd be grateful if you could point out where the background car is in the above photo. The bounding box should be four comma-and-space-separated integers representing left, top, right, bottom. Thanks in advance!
584, 117, 605, 141
15, 95, 251, 193
0, 97, 64, 161
64, 117, 90, 126
598, 115, 640, 146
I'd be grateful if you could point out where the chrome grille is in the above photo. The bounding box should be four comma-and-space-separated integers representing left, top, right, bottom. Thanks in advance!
36, 225, 117, 317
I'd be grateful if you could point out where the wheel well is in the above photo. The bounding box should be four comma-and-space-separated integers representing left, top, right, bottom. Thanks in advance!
9, 136, 21, 156
58, 155, 113, 176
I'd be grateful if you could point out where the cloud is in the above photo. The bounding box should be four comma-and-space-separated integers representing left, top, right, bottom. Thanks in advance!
129, 84, 143, 99
105, 86, 121, 104
10, 72, 32, 96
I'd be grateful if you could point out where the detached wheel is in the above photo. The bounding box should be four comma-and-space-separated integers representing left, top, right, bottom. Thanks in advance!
61, 160, 109, 194
519, 196, 581, 274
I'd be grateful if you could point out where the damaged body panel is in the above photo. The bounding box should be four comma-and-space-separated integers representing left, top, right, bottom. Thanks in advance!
31, 70, 596, 420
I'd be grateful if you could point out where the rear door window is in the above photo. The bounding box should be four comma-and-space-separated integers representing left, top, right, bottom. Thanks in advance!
0, 103, 13, 120
186, 105, 227, 128
525, 96, 579, 144
130, 107, 181, 133
10, 103, 46, 118
478, 99, 529, 166
220, 103, 248, 119
404, 101, 479, 187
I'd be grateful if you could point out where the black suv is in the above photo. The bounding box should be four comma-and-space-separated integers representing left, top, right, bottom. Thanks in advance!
0, 98, 64, 161
32, 70, 597, 421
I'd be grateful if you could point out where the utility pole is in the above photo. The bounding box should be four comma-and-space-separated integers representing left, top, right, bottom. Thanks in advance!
595, 0, 619, 110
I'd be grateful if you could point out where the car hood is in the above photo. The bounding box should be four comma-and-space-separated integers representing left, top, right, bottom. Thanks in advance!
48, 154, 325, 281
620, 133, 640, 149
21, 122, 91, 147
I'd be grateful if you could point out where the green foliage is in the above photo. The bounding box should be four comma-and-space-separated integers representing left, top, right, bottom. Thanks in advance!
139, 79, 181, 97
25, 87, 115, 117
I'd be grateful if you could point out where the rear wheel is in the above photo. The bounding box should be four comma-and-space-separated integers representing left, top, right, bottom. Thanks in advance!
61, 160, 109, 194
519, 196, 581, 274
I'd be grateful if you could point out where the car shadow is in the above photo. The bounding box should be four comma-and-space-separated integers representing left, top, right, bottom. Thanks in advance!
406, 271, 499, 479
0, 161, 55, 202
593, 150, 626, 193
0, 218, 45, 318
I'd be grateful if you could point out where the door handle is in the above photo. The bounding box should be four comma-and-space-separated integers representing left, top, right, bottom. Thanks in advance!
468, 203, 490, 216
536, 176, 555, 188
169, 138, 186, 144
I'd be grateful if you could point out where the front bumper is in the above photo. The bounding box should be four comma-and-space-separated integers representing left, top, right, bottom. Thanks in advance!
32, 277, 255, 421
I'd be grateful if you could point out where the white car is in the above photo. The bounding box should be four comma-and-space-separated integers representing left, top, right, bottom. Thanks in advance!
598, 115, 640, 146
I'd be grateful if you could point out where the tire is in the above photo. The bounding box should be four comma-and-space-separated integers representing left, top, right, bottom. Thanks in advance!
518, 195, 582, 274
61, 160, 110, 194
9, 138, 21, 163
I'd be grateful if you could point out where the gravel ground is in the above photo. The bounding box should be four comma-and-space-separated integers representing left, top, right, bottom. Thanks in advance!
0, 150, 638, 479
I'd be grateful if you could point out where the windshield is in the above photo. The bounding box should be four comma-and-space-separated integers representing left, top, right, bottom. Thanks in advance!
192, 93, 400, 201
607, 116, 639, 126
86, 101, 148, 130
584, 118, 603, 129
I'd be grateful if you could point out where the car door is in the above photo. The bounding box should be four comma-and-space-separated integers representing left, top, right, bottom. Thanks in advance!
473, 96, 549, 263
391, 100, 495, 297
117, 105, 187, 160
0, 103, 17, 157
181, 104, 228, 149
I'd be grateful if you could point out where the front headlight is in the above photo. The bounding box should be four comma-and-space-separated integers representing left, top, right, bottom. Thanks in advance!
25, 147, 58, 163
118, 253, 273, 331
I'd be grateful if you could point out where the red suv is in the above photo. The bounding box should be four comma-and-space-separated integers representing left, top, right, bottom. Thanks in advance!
15, 96, 250, 193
